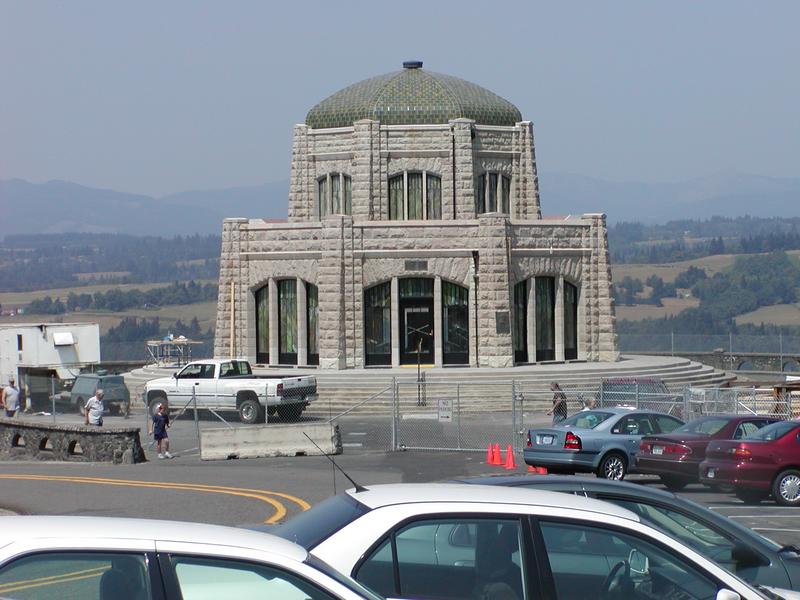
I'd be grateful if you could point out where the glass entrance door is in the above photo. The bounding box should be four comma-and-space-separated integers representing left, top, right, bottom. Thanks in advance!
400, 299, 434, 364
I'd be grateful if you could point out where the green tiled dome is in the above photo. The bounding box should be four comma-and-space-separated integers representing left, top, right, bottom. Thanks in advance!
306, 62, 522, 128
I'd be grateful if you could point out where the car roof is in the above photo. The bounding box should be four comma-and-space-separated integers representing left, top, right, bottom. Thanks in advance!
585, 407, 658, 415
345, 483, 639, 521
0, 516, 307, 561
453, 474, 678, 500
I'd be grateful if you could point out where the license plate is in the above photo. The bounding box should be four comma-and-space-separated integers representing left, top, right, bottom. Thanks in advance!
707, 468, 716, 479
652, 446, 664, 455
540, 435, 554, 445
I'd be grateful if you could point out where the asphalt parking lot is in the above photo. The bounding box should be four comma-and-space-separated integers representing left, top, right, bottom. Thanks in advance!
1, 409, 799, 550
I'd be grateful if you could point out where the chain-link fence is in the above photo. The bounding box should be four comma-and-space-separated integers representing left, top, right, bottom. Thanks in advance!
619, 333, 800, 357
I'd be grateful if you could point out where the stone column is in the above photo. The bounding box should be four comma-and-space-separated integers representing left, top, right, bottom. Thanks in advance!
352, 119, 380, 221
450, 119, 476, 219
268, 278, 279, 365
318, 216, 348, 369
555, 275, 565, 361
214, 218, 248, 359
297, 279, 308, 366
514, 121, 541, 220
391, 277, 400, 367
477, 214, 513, 367
526, 278, 536, 363
434, 276, 443, 366
288, 124, 311, 222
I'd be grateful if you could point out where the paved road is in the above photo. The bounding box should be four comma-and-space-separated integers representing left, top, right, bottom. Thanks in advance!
2, 410, 800, 550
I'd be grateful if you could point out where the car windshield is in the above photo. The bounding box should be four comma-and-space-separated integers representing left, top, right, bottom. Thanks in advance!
269, 493, 369, 550
745, 420, 798, 441
674, 417, 729, 436
559, 411, 614, 429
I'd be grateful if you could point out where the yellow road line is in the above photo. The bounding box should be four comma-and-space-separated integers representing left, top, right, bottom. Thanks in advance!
0, 567, 106, 593
0, 565, 109, 593
0, 474, 310, 524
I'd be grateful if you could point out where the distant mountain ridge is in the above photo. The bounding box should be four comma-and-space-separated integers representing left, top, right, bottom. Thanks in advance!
1, 172, 798, 237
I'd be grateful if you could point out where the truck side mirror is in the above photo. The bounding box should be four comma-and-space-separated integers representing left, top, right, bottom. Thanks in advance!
173, 372, 178, 379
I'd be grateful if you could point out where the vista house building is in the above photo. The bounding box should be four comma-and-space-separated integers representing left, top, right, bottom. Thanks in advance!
214, 62, 618, 369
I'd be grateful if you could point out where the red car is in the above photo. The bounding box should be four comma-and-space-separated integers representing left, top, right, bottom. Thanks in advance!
699, 420, 800, 505
637, 415, 780, 491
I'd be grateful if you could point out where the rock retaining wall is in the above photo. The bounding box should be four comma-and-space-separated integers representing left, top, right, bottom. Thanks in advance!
0, 418, 146, 464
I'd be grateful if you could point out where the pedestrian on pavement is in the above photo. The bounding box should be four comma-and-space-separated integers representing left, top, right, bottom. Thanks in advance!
1, 377, 20, 418
149, 402, 172, 459
84, 389, 105, 426
546, 381, 568, 425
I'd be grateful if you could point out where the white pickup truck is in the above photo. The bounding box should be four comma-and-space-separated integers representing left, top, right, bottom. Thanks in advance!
143, 359, 317, 424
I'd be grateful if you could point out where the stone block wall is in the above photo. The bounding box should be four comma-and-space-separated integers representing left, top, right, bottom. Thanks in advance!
0, 418, 146, 464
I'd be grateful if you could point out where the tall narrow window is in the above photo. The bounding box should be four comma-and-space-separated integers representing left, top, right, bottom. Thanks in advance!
487, 173, 498, 212
365, 282, 391, 366
307, 283, 319, 366
442, 281, 469, 365
501, 175, 511, 214
255, 285, 269, 364
565, 281, 578, 360
427, 174, 442, 219
476, 171, 511, 215
387, 171, 442, 221
475, 174, 486, 214
535, 276, 555, 362
317, 173, 351, 217
513, 281, 528, 363
278, 280, 297, 365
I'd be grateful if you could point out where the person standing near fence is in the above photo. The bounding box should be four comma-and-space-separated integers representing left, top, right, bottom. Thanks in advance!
149, 402, 172, 459
1, 377, 20, 418
547, 382, 568, 425
84, 389, 105, 426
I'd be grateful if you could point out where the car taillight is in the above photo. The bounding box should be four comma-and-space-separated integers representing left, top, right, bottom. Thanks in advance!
564, 432, 582, 450
276, 383, 283, 396
664, 443, 692, 455
526, 431, 532, 447
639, 442, 651, 453
729, 446, 751, 458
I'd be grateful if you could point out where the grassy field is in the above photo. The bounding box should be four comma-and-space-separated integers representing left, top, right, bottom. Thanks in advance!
616, 297, 700, 321
0, 279, 217, 309
0, 301, 217, 335
735, 303, 800, 326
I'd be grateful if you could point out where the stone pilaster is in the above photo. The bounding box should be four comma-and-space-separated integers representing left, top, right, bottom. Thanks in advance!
450, 119, 476, 219
477, 214, 514, 367
584, 213, 619, 361
288, 124, 311, 222
514, 121, 541, 220
318, 216, 356, 369
214, 218, 248, 359
352, 119, 380, 221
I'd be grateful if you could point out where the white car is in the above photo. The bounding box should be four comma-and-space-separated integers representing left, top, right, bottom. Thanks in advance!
269, 483, 776, 600
0, 516, 383, 600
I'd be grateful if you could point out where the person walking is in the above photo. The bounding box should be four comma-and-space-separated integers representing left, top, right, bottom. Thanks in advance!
1, 377, 20, 418
546, 382, 568, 425
149, 402, 172, 459
84, 389, 105, 426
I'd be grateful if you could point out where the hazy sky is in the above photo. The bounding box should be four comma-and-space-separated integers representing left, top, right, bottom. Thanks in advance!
1, 1, 798, 197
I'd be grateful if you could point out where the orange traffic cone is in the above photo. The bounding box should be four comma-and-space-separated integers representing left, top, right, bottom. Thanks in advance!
527, 465, 538, 474
485, 444, 494, 465
537, 466, 548, 475
504, 445, 517, 470
491, 443, 502, 465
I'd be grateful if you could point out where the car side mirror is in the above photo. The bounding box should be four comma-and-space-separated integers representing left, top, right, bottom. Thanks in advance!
628, 549, 649, 576
732, 543, 768, 568
715, 589, 740, 600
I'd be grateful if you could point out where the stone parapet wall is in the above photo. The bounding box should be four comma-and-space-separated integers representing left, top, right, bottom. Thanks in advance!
0, 418, 146, 464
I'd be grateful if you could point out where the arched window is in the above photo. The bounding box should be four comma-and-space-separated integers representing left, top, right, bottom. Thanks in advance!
442, 281, 469, 365
564, 281, 578, 360
476, 172, 511, 214
307, 282, 319, 366
255, 285, 269, 364
535, 276, 555, 362
364, 282, 391, 366
388, 172, 442, 220
318, 173, 352, 217
278, 279, 297, 364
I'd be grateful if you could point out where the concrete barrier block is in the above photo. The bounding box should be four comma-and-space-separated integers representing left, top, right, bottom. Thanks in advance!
200, 422, 342, 461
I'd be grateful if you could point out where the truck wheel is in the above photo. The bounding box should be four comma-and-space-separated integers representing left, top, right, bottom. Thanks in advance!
149, 395, 168, 417
277, 404, 303, 422
238, 398, 263, 424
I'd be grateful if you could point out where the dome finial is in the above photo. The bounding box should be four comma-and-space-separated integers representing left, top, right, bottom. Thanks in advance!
403, 60, 423, 69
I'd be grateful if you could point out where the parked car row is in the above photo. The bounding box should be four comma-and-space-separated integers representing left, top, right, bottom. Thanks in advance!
524, 408, 800, 507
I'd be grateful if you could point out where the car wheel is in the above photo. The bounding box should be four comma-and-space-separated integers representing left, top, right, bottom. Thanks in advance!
597, 453, 627, 480
277, 404, 303, 422
734, 489, 767, 504
772, 470, 800, 507
661, 475, 690, 491
238, 398, 263, 424
149, 395, 168, 417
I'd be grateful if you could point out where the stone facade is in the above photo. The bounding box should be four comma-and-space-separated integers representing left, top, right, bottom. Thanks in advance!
214, 66, 618, 369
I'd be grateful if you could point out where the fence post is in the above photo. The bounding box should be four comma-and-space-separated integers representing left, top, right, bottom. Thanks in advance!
635, 382, 640, 409
511, 381, 517, 453
391, 377, 398, 451
457, 383, 462, 451
780, 332, 783, 372
51, 374, 56, 424
671, 331, 674, 357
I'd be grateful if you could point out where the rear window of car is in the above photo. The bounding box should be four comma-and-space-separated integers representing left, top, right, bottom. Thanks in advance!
745, 420, 798, 441
269, 493, 370, 550
674, 417, 729, 436
559, 411, 614, 429
100, 376, 125, 386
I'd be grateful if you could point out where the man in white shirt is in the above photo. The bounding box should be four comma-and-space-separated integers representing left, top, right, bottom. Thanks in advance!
84, 389, 105, 426
1, 377, 20, 417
